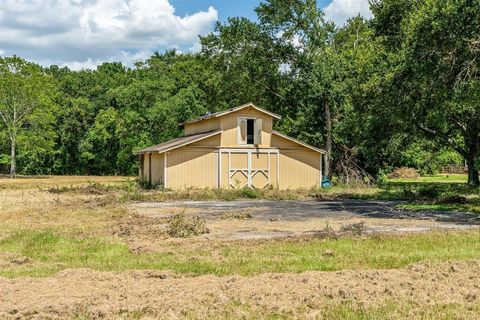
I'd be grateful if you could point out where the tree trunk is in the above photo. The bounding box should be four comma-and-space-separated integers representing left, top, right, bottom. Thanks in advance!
466, 154, 479, 186
10, 136, 16, 179
464, 132, 479, 186
324, 99, 332, 179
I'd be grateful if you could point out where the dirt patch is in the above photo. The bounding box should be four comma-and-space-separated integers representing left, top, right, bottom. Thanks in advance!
0, 253, 31, 267
111, 212, 170, 253
0, 260, 478, 319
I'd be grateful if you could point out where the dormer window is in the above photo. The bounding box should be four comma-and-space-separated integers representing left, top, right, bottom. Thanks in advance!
238, 117, 262, 145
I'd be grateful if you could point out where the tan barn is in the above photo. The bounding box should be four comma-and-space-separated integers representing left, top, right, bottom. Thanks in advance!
135, 103, 327, 190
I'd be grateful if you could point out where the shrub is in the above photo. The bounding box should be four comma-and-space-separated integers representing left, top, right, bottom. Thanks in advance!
417, 185, 441, 199
376, 170, 388, 185
167, 213, 209, 238
241, 187, 260, 199
213, 188, 239, 201
387, 167, 421, 179
437, 195, 467, 204
401, 185, 416, 199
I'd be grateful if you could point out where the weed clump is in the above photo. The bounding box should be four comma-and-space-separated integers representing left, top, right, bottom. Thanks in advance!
45, 182, 114, 195
241, 187, 260, 199
167, 213, 209, 238
387, 167, 420, 179
340, 222, 365, 235
220, 210, 253, 220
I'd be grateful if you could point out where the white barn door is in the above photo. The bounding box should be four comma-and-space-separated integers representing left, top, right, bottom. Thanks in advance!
225, 149, 277, 189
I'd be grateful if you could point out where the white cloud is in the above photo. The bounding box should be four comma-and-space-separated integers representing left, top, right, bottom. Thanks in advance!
62, 50, 152, 71
323, 0, 372, 26
0, 0, 218, 69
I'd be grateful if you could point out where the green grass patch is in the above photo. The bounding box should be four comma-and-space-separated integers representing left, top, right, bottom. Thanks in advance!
387, 174, 468, 184
1, 229, 479, 278
310, 301, 480, 320
397, 202, 480, 214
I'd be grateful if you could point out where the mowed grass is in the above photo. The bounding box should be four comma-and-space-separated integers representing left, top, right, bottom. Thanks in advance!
0, 229, 479, 278
196, 301, 480, 320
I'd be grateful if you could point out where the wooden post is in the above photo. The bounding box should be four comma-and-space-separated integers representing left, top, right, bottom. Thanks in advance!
139, 154, 144, 179
148, 153, 152, 186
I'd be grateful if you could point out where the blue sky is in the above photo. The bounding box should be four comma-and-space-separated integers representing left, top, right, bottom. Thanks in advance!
171, 0, 336, 22
0, 0, 371, 69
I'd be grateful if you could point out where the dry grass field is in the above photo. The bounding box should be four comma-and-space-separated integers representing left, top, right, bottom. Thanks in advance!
0, 175, 479, 319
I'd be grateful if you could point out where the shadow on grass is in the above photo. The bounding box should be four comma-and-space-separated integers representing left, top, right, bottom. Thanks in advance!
316, 181, 480, 225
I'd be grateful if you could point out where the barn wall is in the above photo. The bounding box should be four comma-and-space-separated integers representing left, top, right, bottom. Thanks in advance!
166, 147, 217, 189
142, 154, 150, 181
142, 153, 164, 186
270, 152, 279, 188
220, 107, 273, 148
184, 117, 220, 135
271, 134, 322, 189
278, 150, 321, 189
190, 134, 221, 147
151, 154, 164, 186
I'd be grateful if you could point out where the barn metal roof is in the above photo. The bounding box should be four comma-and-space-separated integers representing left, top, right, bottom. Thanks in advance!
134, 130, 221, 154
180, 102, 282, 126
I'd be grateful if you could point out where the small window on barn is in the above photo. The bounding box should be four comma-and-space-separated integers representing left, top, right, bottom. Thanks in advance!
238, 118, 262, 145
246, 119, 254, 144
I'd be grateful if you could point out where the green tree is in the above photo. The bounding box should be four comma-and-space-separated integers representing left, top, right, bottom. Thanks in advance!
390, 0, 480, 185
255, 0, 340, 178
0, 56, 57, 177
201, 18, 287, 112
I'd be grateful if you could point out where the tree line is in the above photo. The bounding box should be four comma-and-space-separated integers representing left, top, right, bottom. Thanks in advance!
0, 0, 478, 185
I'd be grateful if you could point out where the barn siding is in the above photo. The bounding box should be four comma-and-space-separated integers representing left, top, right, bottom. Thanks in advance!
271, 133, 322, 189
166, 147, 217, 189
184, 117, 220, 135
142, 153, 164, 186
151, 154, 164, 186
278, 150, 321, 189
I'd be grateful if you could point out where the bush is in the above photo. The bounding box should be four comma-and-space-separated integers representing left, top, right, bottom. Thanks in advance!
417, 185, 441, 199
136, 177, 164, 190
167, 213, 209, 238
401, 185, 416, 199
376, 170, 388, 185
241, 187, 260, 199
387, 167, 421, 179
212, 188, 239, 201
437, 195, 467, 204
